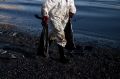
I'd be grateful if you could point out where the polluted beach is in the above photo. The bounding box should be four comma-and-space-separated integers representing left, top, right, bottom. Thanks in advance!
0, 0, 120, 79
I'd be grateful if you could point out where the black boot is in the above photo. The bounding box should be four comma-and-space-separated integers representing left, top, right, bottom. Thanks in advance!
49, 39, 53, 47
37, 43, 48, 58
37, 47, 46, 58
58, 45, 69, 63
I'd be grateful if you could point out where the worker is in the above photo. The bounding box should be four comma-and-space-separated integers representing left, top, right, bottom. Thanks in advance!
41, 0, 76, 63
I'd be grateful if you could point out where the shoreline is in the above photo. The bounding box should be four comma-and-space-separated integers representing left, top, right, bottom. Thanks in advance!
0, 23, 120, 79
0, 23, 120, 54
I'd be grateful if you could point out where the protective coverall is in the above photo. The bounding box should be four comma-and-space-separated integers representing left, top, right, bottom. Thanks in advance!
41, 0, 76, 47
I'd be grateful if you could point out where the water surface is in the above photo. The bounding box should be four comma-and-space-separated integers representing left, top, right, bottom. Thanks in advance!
0, 0, 120, 47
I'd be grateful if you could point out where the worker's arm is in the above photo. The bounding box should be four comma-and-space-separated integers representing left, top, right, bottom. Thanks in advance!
41, 0, 50, 25
41, 0, 48, 17
41, 0, 55, 17
41, 0, 55, 25
69, 0, 76, 18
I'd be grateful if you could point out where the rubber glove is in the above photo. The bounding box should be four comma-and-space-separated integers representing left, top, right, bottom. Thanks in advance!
42, 16, 49, 26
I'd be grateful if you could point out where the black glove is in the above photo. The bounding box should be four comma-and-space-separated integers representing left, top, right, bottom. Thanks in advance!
69, 12, 74, 18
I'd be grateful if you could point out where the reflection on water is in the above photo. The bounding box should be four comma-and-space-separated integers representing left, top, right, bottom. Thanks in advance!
0, 4, 23, 10
76, 1, 120, 10
0, 0, 120, 44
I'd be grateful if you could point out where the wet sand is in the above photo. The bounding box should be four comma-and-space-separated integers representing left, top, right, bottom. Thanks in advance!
0, 24, 120, 79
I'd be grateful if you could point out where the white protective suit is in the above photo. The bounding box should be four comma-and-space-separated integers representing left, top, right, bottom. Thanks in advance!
41, 0, 76, 47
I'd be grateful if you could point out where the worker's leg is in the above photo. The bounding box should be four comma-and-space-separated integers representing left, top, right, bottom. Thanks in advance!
49, 18, 67, 47
49, 18, 69, 63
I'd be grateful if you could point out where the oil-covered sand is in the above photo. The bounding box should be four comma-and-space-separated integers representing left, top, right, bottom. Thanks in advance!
0, 24, 120, 79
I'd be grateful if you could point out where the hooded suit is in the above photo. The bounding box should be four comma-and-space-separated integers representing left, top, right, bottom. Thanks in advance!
41, 0, 76, 47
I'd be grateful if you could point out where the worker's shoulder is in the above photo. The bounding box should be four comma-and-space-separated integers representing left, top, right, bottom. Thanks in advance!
46, 0, 56, 2
67, 0, 75, 2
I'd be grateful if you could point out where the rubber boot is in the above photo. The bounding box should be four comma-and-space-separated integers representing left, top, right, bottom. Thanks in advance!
37, 47, 46, 58
37, 43, 48, 58
49, 39, 53, 47
58, 45, 69, 63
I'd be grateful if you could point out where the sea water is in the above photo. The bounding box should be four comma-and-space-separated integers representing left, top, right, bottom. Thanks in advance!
0, 0, 120, 47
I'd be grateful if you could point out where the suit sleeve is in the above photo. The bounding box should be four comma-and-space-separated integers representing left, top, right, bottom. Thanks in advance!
41, 0, 51, 17
69, 0, 76, 14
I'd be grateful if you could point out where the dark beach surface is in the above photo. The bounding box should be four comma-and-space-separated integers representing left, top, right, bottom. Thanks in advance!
0, 23, 120, 79
0, 0, 120, 79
